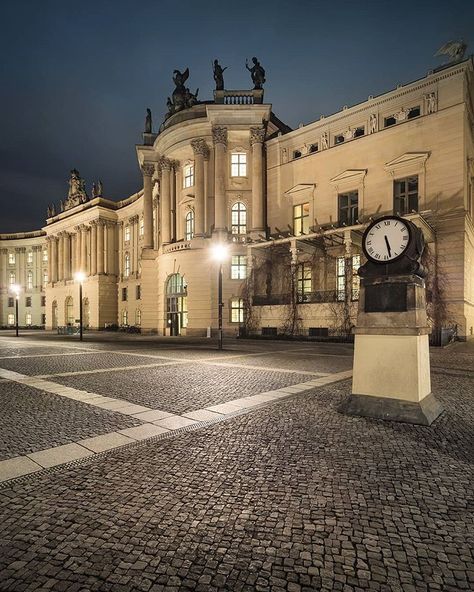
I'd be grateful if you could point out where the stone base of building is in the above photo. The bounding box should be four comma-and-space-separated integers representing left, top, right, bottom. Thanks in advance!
338, 392, 444, 425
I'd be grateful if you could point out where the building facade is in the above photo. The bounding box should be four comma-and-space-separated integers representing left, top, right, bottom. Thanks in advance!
1, 58, 473, 339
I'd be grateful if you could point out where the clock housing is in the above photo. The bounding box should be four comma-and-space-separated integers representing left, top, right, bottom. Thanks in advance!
362, 215, 414, 264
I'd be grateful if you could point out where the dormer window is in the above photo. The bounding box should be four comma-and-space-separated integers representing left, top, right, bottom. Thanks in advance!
231, 152, 247, 177
184, 164, 194, 188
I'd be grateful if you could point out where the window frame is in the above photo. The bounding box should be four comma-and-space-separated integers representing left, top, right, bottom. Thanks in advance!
296, 262, 312, 298
230, 152, 247, 177
393, 176, 419, 215
338, 190, 359, 226
185, 210, 195, 240
230, 297, 245, 323
231, 255, 247, 279
293, 203, 310, 236
183, 163, 195, 188
231, 202, 247, 236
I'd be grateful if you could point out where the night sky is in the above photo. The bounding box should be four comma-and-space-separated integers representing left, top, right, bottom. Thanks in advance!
1, 0, 473, 233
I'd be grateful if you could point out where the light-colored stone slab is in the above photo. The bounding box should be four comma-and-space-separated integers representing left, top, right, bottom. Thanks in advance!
118, 423, 170, 440
93, 400, 134, 410
115, 404, 152, 416
78, 432, 135, 453
131, 409, 174, 422
205, 402, 243, 414
182, 409, 223, 422
28, 443, 94, 468
153, 415, 198, 430
0, 456, 42, 482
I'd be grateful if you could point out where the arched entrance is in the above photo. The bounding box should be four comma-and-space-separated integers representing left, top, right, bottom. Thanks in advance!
65, 296, 74, 326
166, 273, 188, 336
52, 301, 58, 329
83, 298, 90, 329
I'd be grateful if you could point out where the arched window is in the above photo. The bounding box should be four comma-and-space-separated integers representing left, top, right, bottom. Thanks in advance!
185, 210, 194, 240
231, 202, 247, 235
136, 309, 142, 326
124, 253, 130, 278
166, 273, 187, 295
27, 271, 33, 289
65, 296, 74, 325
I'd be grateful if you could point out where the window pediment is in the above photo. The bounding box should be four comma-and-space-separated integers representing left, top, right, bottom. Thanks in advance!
384, 152, 430, 176
284, 183, 316, 198
330, 169, 367, 190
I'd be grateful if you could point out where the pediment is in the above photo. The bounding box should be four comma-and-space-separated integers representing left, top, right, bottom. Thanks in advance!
284, 183, 316, 197
384, 152, 430, 173
330, 169, 367, 187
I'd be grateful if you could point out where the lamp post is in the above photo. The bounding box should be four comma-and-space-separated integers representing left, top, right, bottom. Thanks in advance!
211, 243, 229, 350
11, 284, 21, 337
74, 272, 86, 341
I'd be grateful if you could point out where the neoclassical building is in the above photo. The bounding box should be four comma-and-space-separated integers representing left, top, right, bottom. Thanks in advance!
1, 57, 473, 339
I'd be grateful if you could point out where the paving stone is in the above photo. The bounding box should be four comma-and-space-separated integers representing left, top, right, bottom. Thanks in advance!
78, 432, 135, 453
182, 409, 223, 422
153, 415, 198, 430
27, 443, 94, 468
118, 423, 170, 440
0, 455, 42, 482
131, 409, 174, 422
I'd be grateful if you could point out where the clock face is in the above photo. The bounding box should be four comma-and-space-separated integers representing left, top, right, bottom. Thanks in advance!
363, 217, 412, 263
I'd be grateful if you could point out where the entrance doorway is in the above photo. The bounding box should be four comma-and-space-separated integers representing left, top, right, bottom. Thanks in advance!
166, 273, 188, 336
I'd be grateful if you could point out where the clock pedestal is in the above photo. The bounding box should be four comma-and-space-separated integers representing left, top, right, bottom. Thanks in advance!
340, 273, 443, 425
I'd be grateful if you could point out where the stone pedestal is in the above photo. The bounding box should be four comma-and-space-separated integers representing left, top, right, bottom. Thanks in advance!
340, 274, 443, 425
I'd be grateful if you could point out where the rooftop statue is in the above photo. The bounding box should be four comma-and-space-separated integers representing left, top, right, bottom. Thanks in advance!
145, 108, 152, 133
245, 57, 265, 89
165, 68, 199, 119
435, 40, 467, 63
213, 59, 227, 91
91, 180, 103, 198
64, 169, 88, 211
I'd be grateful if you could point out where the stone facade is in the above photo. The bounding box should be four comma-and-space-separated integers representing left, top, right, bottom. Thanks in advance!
1, 59, 473, 338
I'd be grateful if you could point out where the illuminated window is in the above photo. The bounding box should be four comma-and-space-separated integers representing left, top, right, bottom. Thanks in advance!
185, 210, 194, 240
139, 218, 144, 236
25, 312, 32, 326
124, 253, 130, 278
27, 251, 33, 264
183, 164, 194, 188
9, 271, 15, 285
231, 152, 247, 177
122, 310, 128, 325
124, 225, 130, 242
43, 271, 48, 287
27, 271, 33, 289
336, 255, 360, 301
230, 298, 244, 323
7, 314, 14, 326
293, 203, 310, 236
43, 248, 48, 262
231, 202, 247, 235
8, 253, 15, 265
136, 309, 142, 326
297, 263, 312, 299
231, 255, 247, 279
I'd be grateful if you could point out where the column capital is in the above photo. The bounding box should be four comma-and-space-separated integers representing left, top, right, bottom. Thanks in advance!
250, 127, 266, 145
212, 126, 227, 147
171, 159, 180, 172
129, 214, 139, 224
141, 162, 155, 177
191, 138, 209, 157
159, 157, 172, 172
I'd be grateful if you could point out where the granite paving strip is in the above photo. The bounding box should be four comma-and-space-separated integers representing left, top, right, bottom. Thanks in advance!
199, 360, 327, 376
0, 350, 111, 360
0, 369, 352, 483
35, 359, 192, 378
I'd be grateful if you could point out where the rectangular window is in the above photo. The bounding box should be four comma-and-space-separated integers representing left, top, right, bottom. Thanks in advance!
25, 312, 32, 326
9, 271, 15, 285
136, 309, 142, 326
26, 297, 32, 307
231, 255, 247, 279
408, 106, 420, 119
297, 263, 312, 300
8, 253, 15, 265
231, 153, 247, 177
122, 287, 128, 301
230, 298, 244, 323
27, 251, 33, 264
336, 256, 361, 301
293, 203, 310, 236
184, 164, 194, 188
41, 296, 46, 306
309, 143, 318, 153
394, 176, 418, 214
43, 249, 48, 262
43, 272, 48, 287
8, 297, 14, 307
122, 310, 128, 325
354, 126, 365, 138
27, 272, 33, 289
124, 226, 131, 242
384, 115, 396, 127
41, 314, 46, 325
8, 313, 15, 326
136, 285, 141, 300
334, 134, 345, 145
338, 191, 359, 226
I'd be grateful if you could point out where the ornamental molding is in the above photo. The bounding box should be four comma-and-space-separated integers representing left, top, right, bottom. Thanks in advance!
159, 157, 172, 172
250, 127, 266, 145
330, 169, 367, 189
384, 152, 430, 176
191, 138, 209, 157
284, 184, 317, 199
141, 162, 155, 177
129, 215, 139, 223
212, 126, 227, 147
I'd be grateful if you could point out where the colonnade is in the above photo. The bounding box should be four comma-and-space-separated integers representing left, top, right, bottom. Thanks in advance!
47, 220, 116, 284
140, 125, 266, 248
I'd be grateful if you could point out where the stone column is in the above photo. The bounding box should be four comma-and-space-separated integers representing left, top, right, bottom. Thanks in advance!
91, 221, 98, 276
74, 227, 81, 273
212, 126, 227, 234
63, 233, 70, 280
141, 162, 155, 249
58, 233, 64, 281
250, 126, 266, 234
97, 220, 105, 274
153, 197, 160, 249
106, 222, 115, 275
160, 158, 172, 245
172, 161, 180, 242
47, 238, 52, 283
51, 237, 58, 283
118, 221, 124, 277
191, 139, 209, 237
80, 226, 88, 273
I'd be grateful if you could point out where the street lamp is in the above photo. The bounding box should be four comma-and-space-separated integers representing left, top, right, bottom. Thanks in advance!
74, 272, 86, 341
211, 243, 229, 350
10, 284, 21, 337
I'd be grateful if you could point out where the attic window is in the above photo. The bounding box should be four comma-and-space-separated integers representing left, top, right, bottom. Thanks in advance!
408, 106, 421, 119
354, 126, 365, 138
384, 116, 396, 127
309, 143, 318, 153
293, 150, 302, 159
335, 135, 345, 145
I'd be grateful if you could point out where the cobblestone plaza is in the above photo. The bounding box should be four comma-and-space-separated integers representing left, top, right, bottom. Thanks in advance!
0, 333, 473, 591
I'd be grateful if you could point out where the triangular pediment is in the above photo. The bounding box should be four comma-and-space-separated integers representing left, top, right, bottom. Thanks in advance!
384, 152, 430, 171
330, 169, 367, 185
284, 183, 316, 196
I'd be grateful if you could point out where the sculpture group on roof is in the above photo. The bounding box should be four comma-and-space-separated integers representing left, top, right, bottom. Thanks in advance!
47, 170, 104, 217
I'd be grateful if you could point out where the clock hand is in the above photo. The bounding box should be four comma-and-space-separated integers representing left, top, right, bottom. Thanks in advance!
384, 235, 392, 257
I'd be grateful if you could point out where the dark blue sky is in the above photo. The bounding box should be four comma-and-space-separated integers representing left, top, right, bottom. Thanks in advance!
1, 0, 473, 232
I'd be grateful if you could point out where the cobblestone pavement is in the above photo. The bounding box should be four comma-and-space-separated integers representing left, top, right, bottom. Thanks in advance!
0, 334, 472, 591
